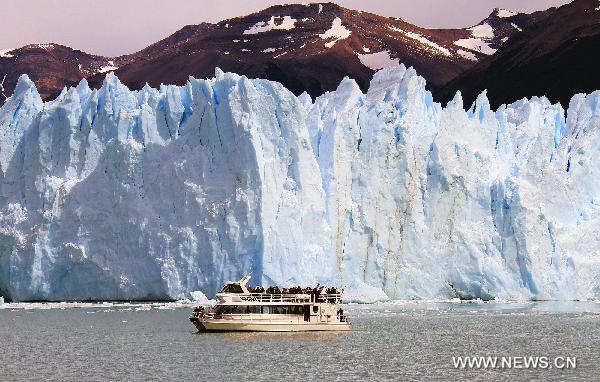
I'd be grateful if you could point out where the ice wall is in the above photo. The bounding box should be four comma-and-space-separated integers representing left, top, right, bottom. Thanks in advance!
0, 66, 598, 301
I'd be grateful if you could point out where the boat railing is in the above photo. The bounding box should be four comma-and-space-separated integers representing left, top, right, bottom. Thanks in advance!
235, 293, 343, 304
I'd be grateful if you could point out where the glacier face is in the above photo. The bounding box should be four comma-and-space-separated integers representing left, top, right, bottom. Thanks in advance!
0, 66, 598, 301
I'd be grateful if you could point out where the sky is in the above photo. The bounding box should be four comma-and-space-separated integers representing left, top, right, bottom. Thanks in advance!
2, 0, 571, 56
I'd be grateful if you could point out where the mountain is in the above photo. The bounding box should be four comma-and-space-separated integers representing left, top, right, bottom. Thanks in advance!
0, 67, 598, 302
86, 2, 481, 97
0, 3, 543, 105
435, 0, 600, 109
0, 44, 118, 103
448, 7, 553, 56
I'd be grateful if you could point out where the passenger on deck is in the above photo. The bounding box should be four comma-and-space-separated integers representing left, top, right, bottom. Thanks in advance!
193, 306, 205, 317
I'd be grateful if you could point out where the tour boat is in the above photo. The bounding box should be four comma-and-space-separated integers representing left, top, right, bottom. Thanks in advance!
189, 275, 351, 332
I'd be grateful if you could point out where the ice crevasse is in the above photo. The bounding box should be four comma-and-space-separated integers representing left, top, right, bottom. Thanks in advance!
0, 65, 598, 302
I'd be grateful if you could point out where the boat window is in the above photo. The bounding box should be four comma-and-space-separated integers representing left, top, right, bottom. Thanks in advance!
214, 306, 225, 314
245, 305, 261, 314
261, 306, 303, 315
214, 305, 315, 315
289, 306, 303, 315
219, 284, 244, 293
271, 306, 286, 314
214, 305, 247, 314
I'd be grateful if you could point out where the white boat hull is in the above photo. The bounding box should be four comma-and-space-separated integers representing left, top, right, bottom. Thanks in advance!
190, 317, 351, 332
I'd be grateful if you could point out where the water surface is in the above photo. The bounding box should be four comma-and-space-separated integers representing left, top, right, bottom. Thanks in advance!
1, 301, 598, 381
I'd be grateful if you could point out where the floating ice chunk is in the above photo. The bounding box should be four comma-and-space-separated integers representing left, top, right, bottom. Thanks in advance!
189, 290, 214, 305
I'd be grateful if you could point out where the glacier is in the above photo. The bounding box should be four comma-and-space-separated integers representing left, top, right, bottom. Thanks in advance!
0, 65, 598, 301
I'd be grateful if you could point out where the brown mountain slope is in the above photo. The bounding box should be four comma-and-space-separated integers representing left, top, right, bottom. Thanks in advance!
0, 44, 115, 103
87, 3, 542, 97
0, 2, 545, 104
434, 0, 600, 109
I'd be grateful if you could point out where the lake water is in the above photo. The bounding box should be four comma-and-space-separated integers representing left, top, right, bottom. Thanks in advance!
1, 301, 598, 381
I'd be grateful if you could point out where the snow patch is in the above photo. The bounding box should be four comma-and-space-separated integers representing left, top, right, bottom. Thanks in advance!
457, 49, 478, 61
0, 49, 15, 58
469, 23, 494, 39
262, 48, 277, 53
358, 51, 399, 70
454, 38, 496, 55
35, 43, 55, 50
319, 17, 351, 48
243, 16, 296, 35
98, 60, 119, 73
497, 9, 517, 18
390, 26, 451, 56
511, 23, 522, 32
453, 23, 497, 54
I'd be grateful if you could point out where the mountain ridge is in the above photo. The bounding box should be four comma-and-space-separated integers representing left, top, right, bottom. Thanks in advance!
0, 2, 545, 104
434, 0, 600, 108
